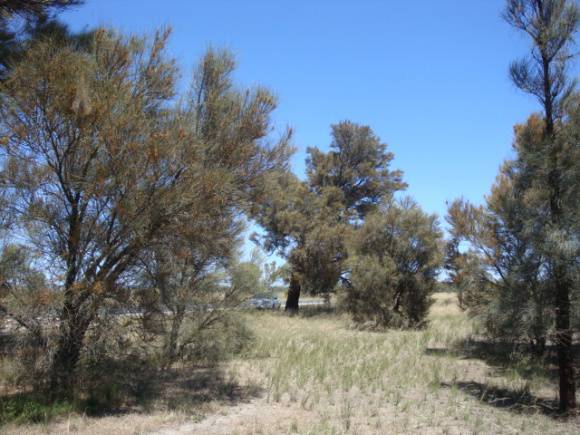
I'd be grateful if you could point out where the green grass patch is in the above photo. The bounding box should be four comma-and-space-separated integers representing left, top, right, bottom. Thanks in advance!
0, 393, 73, 426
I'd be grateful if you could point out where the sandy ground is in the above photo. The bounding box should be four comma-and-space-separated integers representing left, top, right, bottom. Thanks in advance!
5, 293, 580, 434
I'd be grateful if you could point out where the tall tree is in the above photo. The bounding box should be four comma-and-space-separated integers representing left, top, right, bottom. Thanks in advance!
136, 48, 289, 368
252, 171, 339, 311
253, 121, 405, 311
505, 0, 579, 412
0, 30, 289, 398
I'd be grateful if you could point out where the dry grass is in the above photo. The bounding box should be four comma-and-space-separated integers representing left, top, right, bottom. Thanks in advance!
4, 293, 579, 434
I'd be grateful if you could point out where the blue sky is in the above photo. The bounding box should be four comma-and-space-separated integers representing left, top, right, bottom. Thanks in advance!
60, 0, 557, 260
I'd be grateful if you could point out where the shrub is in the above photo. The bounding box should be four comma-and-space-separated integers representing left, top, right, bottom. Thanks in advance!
340, 199, 443, 328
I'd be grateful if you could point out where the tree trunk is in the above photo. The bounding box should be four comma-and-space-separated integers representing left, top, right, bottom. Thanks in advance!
49, 304, 90, 400
285, 273, 301, 312
555, 263, 576, 413
547, 126, 576, 412
164, 307, 185, 368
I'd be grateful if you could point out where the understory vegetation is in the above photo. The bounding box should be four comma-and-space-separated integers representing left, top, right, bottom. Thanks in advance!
2, 293, 578, 434
238, 294, 576, 434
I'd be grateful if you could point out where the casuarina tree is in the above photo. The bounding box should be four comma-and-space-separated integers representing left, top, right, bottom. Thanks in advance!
505, 0, 579, 412
252, 121, 405, 311
0, 30, 289, 398
446, 0, 579, 412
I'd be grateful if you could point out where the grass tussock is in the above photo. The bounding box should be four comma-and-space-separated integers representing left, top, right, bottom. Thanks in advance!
2, 293, 579, 434
223, 293, 578, 434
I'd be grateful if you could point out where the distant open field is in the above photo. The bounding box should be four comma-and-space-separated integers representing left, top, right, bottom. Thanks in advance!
5, 293, 579, 434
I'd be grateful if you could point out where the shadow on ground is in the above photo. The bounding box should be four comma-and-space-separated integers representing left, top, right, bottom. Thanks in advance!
426, 340, 580, 383
154, 366, 263, 412
428, 340, 580, 419
440, 381, 561, 417
0, 366, 263, 426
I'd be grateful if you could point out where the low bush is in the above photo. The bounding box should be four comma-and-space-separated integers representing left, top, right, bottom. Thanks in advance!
340, 199, 443, 328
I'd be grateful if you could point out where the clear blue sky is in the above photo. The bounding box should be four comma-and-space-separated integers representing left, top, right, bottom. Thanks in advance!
60, 0, 556, 254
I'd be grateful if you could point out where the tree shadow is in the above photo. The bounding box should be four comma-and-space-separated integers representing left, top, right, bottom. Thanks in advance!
153, 366, 263, 412
80, 363, 264, 417
440, 381, 561, 417
427, 339, 580, 419
0, 366, 263, 426
427, 339, 580, 383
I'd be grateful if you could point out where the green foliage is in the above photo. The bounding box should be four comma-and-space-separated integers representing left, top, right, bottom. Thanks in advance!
446, 185, 556, 354
446, 9, 579, 413
0, 27, 289, 398
0, 394, 73, 426
178, 314, 254, 366
444, 236, 485, 310
0, 244, 54, 343
0, 1, 82, 17
230, 261, 263, 295
504, 0, 579, 131
0, 245, 47, 296
253, 121, 405, 308
0, 1, 84, 79
341, 199, 443, 328
306, 121, 407, 220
